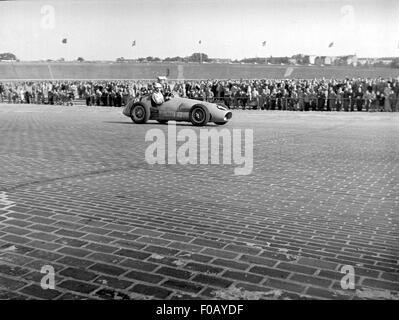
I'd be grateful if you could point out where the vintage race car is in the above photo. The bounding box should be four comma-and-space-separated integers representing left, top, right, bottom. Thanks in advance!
122, 94, 232, 126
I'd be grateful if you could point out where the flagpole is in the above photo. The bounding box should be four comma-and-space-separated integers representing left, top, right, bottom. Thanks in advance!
132, 40, 136, 60
67, 40, 70, 62
263, 41, 267, 65
199, 40, 202, 64
323, 41, 335, 65
62, 38, 67, 62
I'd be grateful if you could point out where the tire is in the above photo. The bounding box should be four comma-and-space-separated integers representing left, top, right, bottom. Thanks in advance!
130, 102, 150, 124
214, 121, 227, 125
157, 120, 168, 124
189, 104, 210, 126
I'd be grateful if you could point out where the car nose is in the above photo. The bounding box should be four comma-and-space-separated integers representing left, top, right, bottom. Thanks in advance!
224, 112, 232, 121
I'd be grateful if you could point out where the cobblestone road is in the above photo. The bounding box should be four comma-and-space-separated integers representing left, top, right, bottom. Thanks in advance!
0, 104, 398, 300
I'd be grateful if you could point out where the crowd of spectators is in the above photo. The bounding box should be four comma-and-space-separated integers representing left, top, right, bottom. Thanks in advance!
0, 81, 131, 107
1, 77, 399, 112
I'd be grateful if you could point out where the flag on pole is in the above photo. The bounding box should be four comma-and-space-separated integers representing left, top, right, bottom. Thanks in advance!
132, 40, 136, 47
62, 38, 67, 44
328, 41, 334, 48
262, 41, 266, 47
199, 40, 202, 44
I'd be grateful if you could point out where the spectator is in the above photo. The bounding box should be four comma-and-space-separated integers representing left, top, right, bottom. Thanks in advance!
343, 88, 351, 112
355, 87, 364, 112
328, 88, 337, 111
384, 84, 392, 112
363, 89, 374, 112
389, 89, 396, 113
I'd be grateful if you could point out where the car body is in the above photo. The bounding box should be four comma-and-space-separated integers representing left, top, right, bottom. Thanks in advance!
122, 94, 232, 126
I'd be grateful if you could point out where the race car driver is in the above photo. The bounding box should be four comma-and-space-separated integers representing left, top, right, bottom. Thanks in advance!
152, 82, 165, 106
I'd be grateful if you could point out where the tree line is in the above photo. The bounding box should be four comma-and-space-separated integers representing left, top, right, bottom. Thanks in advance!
1, 52, 399, 68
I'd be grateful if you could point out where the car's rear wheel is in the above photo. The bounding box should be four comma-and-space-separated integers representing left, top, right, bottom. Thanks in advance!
189, 104, 210, 126
130, 102, 150, 124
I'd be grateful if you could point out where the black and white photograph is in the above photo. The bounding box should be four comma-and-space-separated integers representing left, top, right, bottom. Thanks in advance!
0, 0, 398, 310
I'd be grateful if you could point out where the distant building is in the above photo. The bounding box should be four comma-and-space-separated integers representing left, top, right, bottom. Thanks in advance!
375, 58, 394, 65
305, 55, 317, 65
315, 56, 338, 65
346, 55, 358, 66
212, 58, 232, 63
291, 54, 309, 65
314, 56, 324, 66
357, 58, 374, 66
324, 56, 339, 65
335, 55, 357, 66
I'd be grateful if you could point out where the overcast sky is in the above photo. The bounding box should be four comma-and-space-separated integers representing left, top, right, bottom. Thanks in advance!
0, 0, 398, 60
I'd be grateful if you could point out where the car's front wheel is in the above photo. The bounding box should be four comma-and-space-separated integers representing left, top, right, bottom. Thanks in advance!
189, 104, 210, 126
130, 102, 150, 124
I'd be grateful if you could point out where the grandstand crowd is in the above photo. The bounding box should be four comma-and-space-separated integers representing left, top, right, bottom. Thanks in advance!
1, 77, 399, 112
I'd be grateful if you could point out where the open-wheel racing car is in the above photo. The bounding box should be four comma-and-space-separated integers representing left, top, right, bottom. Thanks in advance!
122, 94, 232, 126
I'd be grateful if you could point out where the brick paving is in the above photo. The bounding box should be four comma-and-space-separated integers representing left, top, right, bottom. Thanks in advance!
0, 104, 398, 300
